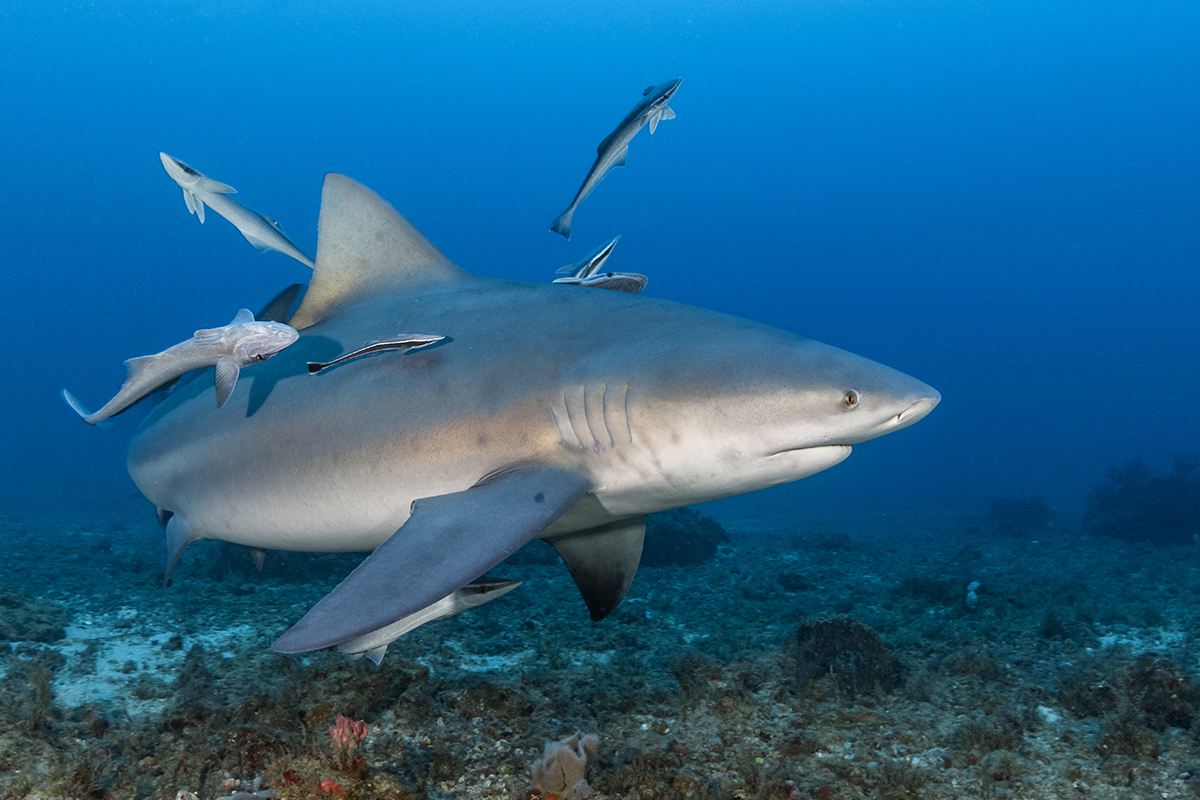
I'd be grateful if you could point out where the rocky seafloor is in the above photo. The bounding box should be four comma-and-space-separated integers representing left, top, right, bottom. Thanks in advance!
2, 504, 1200, 800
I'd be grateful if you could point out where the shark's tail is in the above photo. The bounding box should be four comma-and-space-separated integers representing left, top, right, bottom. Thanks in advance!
549, 208, 574, 240
61, 389, 108, 427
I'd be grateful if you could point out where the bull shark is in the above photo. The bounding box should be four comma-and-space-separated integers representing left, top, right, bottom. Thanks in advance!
159, 152, 316, 269
550, 78, 682, 239
64, 309, 298, 424
126, 174, 939, 657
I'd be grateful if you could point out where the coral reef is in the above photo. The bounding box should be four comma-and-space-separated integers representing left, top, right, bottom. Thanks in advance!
5, 510, 1200, 798
983, 495, 1056, 537
530, 731, 599, 799
641, 508, 730, 566
785, 615, 902, 699
0, 587, 69, 644
1084, 453, 1200, 545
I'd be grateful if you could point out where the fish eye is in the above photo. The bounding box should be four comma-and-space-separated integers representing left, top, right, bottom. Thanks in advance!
843, 390, 859, 408
255, 354, 268, 362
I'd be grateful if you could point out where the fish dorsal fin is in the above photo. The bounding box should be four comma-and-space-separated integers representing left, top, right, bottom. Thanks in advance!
124, 355, 155, 381
289, 174, 466, 330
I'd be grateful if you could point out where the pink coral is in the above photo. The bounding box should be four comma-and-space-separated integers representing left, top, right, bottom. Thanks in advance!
329, 714, 368, 751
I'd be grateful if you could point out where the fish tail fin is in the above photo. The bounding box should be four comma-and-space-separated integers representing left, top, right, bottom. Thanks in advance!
549, 208, 574, 240
61, 389, 93, 420
61, 389, 109, 427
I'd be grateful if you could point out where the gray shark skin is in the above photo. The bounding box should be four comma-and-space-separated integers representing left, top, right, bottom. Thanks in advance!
550, 78, 682, 239
159, 152, 316, 269
64, 309, 299, 425
126, 174, 939, 656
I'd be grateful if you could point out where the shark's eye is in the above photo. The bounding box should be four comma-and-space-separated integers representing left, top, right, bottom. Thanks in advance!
255, 354, 268, 362
843, 391, 859, 408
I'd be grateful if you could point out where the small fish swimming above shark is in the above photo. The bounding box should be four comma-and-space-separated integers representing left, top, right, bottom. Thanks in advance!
552, 235, 648, 293
63, 309, 298, 424
550, 78, 682, 239
159, 152, 316, 269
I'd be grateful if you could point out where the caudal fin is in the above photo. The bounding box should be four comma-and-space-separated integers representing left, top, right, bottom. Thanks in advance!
61, 389, 109, 427
62, 389, 93, 420
549, 208, 574, 240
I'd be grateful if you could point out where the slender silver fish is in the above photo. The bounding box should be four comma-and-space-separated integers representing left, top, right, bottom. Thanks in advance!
337, 579, 521, 664
550, 78, 682, 239
63, 309, 298, 424
160, 153, 316, 269
555, 271, 648, 293
554, 235, 621, 279
553, 235, 646, 292
308, 334, 446, 374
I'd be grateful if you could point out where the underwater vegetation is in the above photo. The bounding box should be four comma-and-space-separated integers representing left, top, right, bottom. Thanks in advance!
9, 505, 1200, 798
785, 615, 902, 700
641, 509, 731, 567
1084, 453, 1200, 545
982, 496, 1057, 538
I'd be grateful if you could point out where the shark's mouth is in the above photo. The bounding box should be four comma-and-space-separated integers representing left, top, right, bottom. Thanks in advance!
895, 396, 940, 428
763, 444, 852, 480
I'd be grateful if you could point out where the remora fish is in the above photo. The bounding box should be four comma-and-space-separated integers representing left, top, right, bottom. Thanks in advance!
555, 235, 621, 278
337, 579, 521, 664
308, 334, 445, 374
553, 235, 646, 292
550, 78, 682, 239
126, 174, 939, 658
555, 271, 648, 294
159, 152, 316, 269
64, 309, 298, 424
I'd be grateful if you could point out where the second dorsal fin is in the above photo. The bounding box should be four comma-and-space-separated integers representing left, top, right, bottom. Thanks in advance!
289, 174, 466, 330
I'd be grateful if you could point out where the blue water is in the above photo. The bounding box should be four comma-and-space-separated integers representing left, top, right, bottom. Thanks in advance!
4, 0, 1198, 523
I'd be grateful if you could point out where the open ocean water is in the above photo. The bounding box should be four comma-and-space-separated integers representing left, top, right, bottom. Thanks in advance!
2, 1, 1199, 798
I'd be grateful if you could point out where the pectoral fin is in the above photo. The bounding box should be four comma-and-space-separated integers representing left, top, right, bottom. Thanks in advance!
183, 189, 206, 223
272, 466, 593, 653
198, 177, 236, 194
545, 516, 645, 621
214, 359, 240, 408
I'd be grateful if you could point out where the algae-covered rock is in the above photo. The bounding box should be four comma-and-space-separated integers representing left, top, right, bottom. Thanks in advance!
0, 586, 68, 643
785, 615, 902, 699
643, 508, 730, 567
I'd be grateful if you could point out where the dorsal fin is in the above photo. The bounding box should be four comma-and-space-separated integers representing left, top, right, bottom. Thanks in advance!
289, 174, 466, 330
124, 355, 155, 381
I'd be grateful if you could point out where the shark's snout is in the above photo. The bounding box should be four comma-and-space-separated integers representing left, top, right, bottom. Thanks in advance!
896, 391, 940, 428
